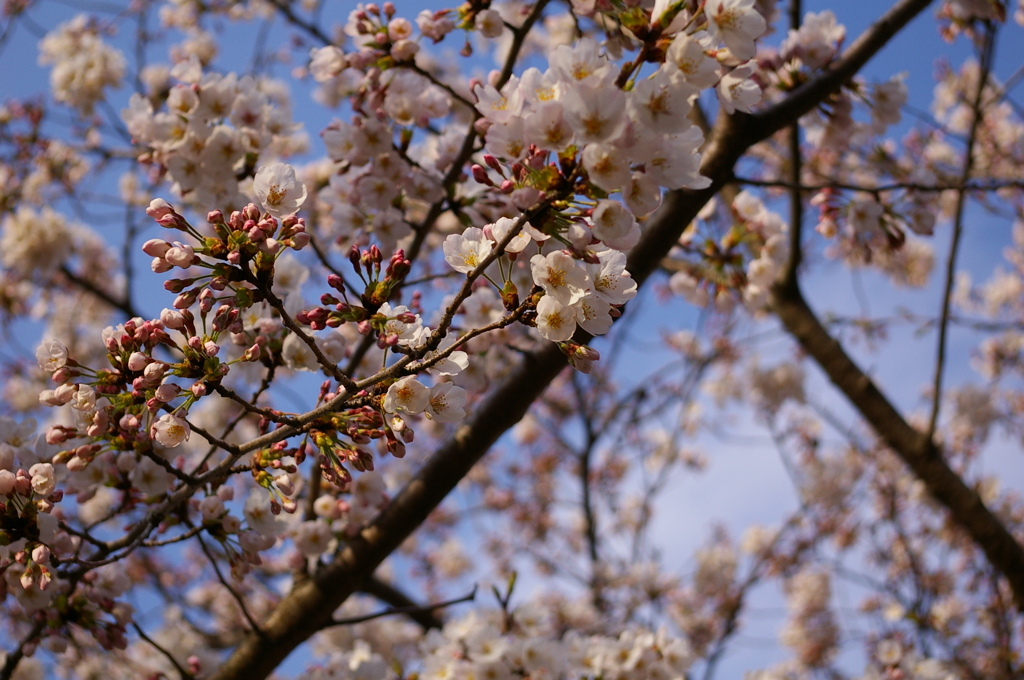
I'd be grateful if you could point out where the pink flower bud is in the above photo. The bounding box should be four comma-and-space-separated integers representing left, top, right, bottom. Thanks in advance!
471, 164, 493, 186
243, 203, 260, 221
0, 470, 15, 495
155, 383, 180, 402
160, 308, 185, 329
51, 367, 72, 384
32, 545, 50, 564
164, 244, 195, 268
174, 290, 198, 309
127, 352, 149, 371
145, 198, 175, 221
14, 472, 32, 496
66, 455, 88, 472
45, 426, 68, 444
152, 258, 172, 274
144, 362, 166, 381
142, 239, 172, 257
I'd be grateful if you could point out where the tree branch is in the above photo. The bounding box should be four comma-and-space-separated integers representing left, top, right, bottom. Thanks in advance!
769, 283, 1024, 610
341, 579, 474, 630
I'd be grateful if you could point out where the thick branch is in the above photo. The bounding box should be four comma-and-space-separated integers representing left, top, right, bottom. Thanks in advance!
749, 0, 935, 140
770, 282, 1024, 611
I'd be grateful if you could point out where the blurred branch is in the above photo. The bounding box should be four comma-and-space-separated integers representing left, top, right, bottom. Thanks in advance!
346, 577, 471, 630
927, 23, 996, 439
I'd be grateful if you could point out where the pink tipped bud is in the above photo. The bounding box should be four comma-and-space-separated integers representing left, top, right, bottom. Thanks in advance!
32, 545, 50, 564
174, 290, 198, 309
145, 198, 175, 221
471, 164, 494, 186
51, 367, 72, 384
0, 470, 15, 495
151, 257, 172, 274
155, 383, 180, 402
142, 239, 172, 257
160, 308, 185, 329
45, 426, 68, 444
127, 352, 149, 372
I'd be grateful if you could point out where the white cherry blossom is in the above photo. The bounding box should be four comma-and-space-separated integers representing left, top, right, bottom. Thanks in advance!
444, 227, 494, 273
535, 296, 577, 342
384, 377, 430, 415
531, 251, 590, 305
253, 163, 307, 218
706, 0, 768, 61
152, 413, 191, 448
425, 383, 467, 422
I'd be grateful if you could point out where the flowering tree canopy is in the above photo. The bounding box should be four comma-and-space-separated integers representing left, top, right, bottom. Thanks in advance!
0, 0, 1023, 679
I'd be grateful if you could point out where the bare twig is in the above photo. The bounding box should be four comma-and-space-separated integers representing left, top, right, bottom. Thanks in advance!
196, 533, 267, 638
926, 24, 996, 439
324, 583, 477, 630
133, 622, 196, 680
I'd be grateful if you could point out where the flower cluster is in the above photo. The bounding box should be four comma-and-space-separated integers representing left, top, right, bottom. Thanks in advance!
122, 69, 306, 211
38, 15, 125, 115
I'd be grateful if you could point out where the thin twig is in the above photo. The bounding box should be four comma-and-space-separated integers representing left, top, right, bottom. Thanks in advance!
196, 533, 267, 638
319, 585, 477, 630
133, 622, 196, 680
926, 24, 996, 440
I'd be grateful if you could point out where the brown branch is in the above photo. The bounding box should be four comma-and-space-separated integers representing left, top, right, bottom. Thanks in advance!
748, 0, 937, 140
784, 0, 804, 289
210, 340, 572, 680
768, 13, 1024, 610
769, 284, 1024, 610
350, 577, 468, 630
59, 264, 141, 320
0, 620, 45, 680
